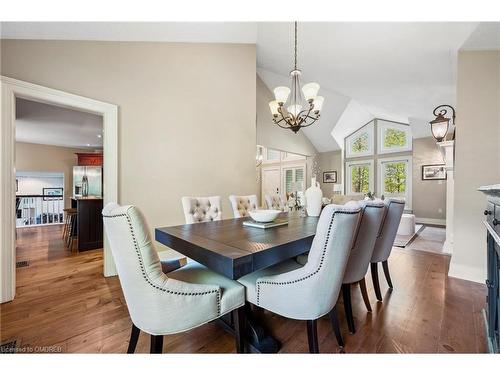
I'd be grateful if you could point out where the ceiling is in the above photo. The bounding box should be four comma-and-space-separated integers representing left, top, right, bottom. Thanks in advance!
16, 98, 103, 149
3, 22, 498, 152
0, 22, 257, 43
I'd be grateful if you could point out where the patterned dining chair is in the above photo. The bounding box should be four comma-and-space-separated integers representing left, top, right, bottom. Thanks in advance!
370, 198, 405, 301
237, 204, 361, 353
229, 195, 258, 218
181, 196, 222, 224
102, 203, 246, 353
264, 194, 286, 211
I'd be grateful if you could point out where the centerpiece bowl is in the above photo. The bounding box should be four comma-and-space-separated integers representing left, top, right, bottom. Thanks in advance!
248, 209, 282, 223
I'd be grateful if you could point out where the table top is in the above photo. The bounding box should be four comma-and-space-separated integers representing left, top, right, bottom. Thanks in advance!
155, 214, 319, 279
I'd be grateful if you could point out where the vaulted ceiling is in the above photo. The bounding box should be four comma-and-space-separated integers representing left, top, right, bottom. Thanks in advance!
3, 21, 498, 152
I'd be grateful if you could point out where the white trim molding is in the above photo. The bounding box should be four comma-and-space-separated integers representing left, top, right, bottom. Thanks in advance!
1, 76, 119, 303
345, 159, 374, 195
377, 155, 413, 210
415, 217, 446, 226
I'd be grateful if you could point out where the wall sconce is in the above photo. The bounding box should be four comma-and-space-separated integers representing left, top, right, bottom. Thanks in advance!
256, 146, 264, 167
429, 105, 456, 142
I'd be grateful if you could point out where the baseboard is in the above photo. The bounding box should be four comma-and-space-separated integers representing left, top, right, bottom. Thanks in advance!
415, 217, 446, 226
448, 262, 485, 284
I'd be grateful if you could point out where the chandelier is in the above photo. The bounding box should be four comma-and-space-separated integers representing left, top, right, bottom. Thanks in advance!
269, 22, 324, 133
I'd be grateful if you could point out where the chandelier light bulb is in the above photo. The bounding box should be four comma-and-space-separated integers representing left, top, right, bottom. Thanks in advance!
273, 86, 291, 104
287, 104, 303, 117
269, 100, 280, 116
312, 96, 324, 112
302, 82, 320, 102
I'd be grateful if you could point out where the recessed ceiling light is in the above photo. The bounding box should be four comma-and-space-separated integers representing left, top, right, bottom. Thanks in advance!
97, 134, 102, 138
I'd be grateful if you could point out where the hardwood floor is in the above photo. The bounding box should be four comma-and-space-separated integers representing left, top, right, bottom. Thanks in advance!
1, 225, 487, 353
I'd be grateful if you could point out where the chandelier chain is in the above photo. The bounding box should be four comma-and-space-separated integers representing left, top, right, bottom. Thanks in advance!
294, 21, 298, 70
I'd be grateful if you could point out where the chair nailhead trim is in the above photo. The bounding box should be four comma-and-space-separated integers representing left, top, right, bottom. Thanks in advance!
256, 210, 359, 306
103, 212, 221, 315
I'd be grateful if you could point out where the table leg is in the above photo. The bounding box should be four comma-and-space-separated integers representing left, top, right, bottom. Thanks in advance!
216, 302, 280, 353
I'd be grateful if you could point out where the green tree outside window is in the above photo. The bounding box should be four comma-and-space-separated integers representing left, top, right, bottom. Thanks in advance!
384, 162, 406, 194
351, 165, 370, 193
351, 133, 369, 153
384, 128, 406, 148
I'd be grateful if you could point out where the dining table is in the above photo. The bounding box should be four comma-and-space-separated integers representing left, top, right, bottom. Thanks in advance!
155, 212, 320, 353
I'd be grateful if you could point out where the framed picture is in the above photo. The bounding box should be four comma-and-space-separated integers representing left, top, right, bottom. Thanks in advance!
43, 187, 64, 200
421, 164, 447, 180
323, 171, 338, 183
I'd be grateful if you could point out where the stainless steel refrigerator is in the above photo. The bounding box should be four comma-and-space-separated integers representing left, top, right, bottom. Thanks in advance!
73, 166, 102, 197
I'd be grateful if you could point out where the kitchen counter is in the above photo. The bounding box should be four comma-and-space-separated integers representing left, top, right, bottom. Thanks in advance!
71, 197, 103, 251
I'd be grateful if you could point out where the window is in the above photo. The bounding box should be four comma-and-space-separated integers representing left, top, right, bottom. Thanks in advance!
283, 166, 305, 199
345, 122, 374, 158
377, 156, 412, 209
266, 148, 281, 162
377, 120, 412, 154
346, 160, 374, 195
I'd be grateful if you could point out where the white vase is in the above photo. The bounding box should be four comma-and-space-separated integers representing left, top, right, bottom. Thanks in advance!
305, 177, 323, 217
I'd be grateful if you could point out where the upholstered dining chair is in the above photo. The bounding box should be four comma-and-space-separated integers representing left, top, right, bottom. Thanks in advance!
102, 203, 246, 354
370, 198, 405, 301
264, 194, 286, 211
296, 200, 385, 336
229, 195, 258, 218
181, 196, 222, 224
237, 204, 361, 353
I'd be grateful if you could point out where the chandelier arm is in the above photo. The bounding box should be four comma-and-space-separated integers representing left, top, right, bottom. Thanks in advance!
299, 118, 319, 128
277, 122, 292, 130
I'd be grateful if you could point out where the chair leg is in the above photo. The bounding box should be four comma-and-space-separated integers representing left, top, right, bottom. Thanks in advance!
382, 260, 393, 290
233, 306, 246, 353
342, 284, 355, 334
127, 324, 140, 354
328, 305, 344, 348
150, 335, 164, 354
371, 262, 383, 301
358, 278, 372, 312
306, 319, 319, 353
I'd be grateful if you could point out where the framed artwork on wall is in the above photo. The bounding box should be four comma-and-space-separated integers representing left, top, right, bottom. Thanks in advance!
421, 164, 447, 180
43, 187, 64, 200
323, 171, 337, 183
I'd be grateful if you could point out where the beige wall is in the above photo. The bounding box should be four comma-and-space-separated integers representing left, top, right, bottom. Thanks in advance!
412, 137, 446, 221
2, 40, 257, 252
15, 142, 90, 208
318, 150, 342, 195
256, 75, 317, 156
450, 50, 500, 283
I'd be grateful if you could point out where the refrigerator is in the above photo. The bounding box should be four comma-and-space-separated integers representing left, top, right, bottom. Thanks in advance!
73, 166, 102, 197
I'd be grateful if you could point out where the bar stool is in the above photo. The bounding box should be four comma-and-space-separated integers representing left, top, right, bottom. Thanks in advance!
63, 209, 77, 251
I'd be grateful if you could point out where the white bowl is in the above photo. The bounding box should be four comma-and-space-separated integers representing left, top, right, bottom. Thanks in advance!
248, 209, 281, 223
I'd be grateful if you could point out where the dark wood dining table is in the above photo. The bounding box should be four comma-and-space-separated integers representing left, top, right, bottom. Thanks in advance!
155, 213, 320, 352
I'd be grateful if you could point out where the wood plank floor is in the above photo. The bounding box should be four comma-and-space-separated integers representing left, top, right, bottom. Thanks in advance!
0, 225, 487, 353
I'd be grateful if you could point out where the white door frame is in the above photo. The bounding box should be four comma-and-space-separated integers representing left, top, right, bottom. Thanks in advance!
1, 76, 118, 303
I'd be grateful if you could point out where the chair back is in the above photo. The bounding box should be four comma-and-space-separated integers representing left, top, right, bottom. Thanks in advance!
229, 194, 258, 218
181, 196, 222, 224
343, 200, 385, 284
102, 203, 221, 335
264, 194, 285, 211
370, 198, 405, 263
257, 204, 361, 320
